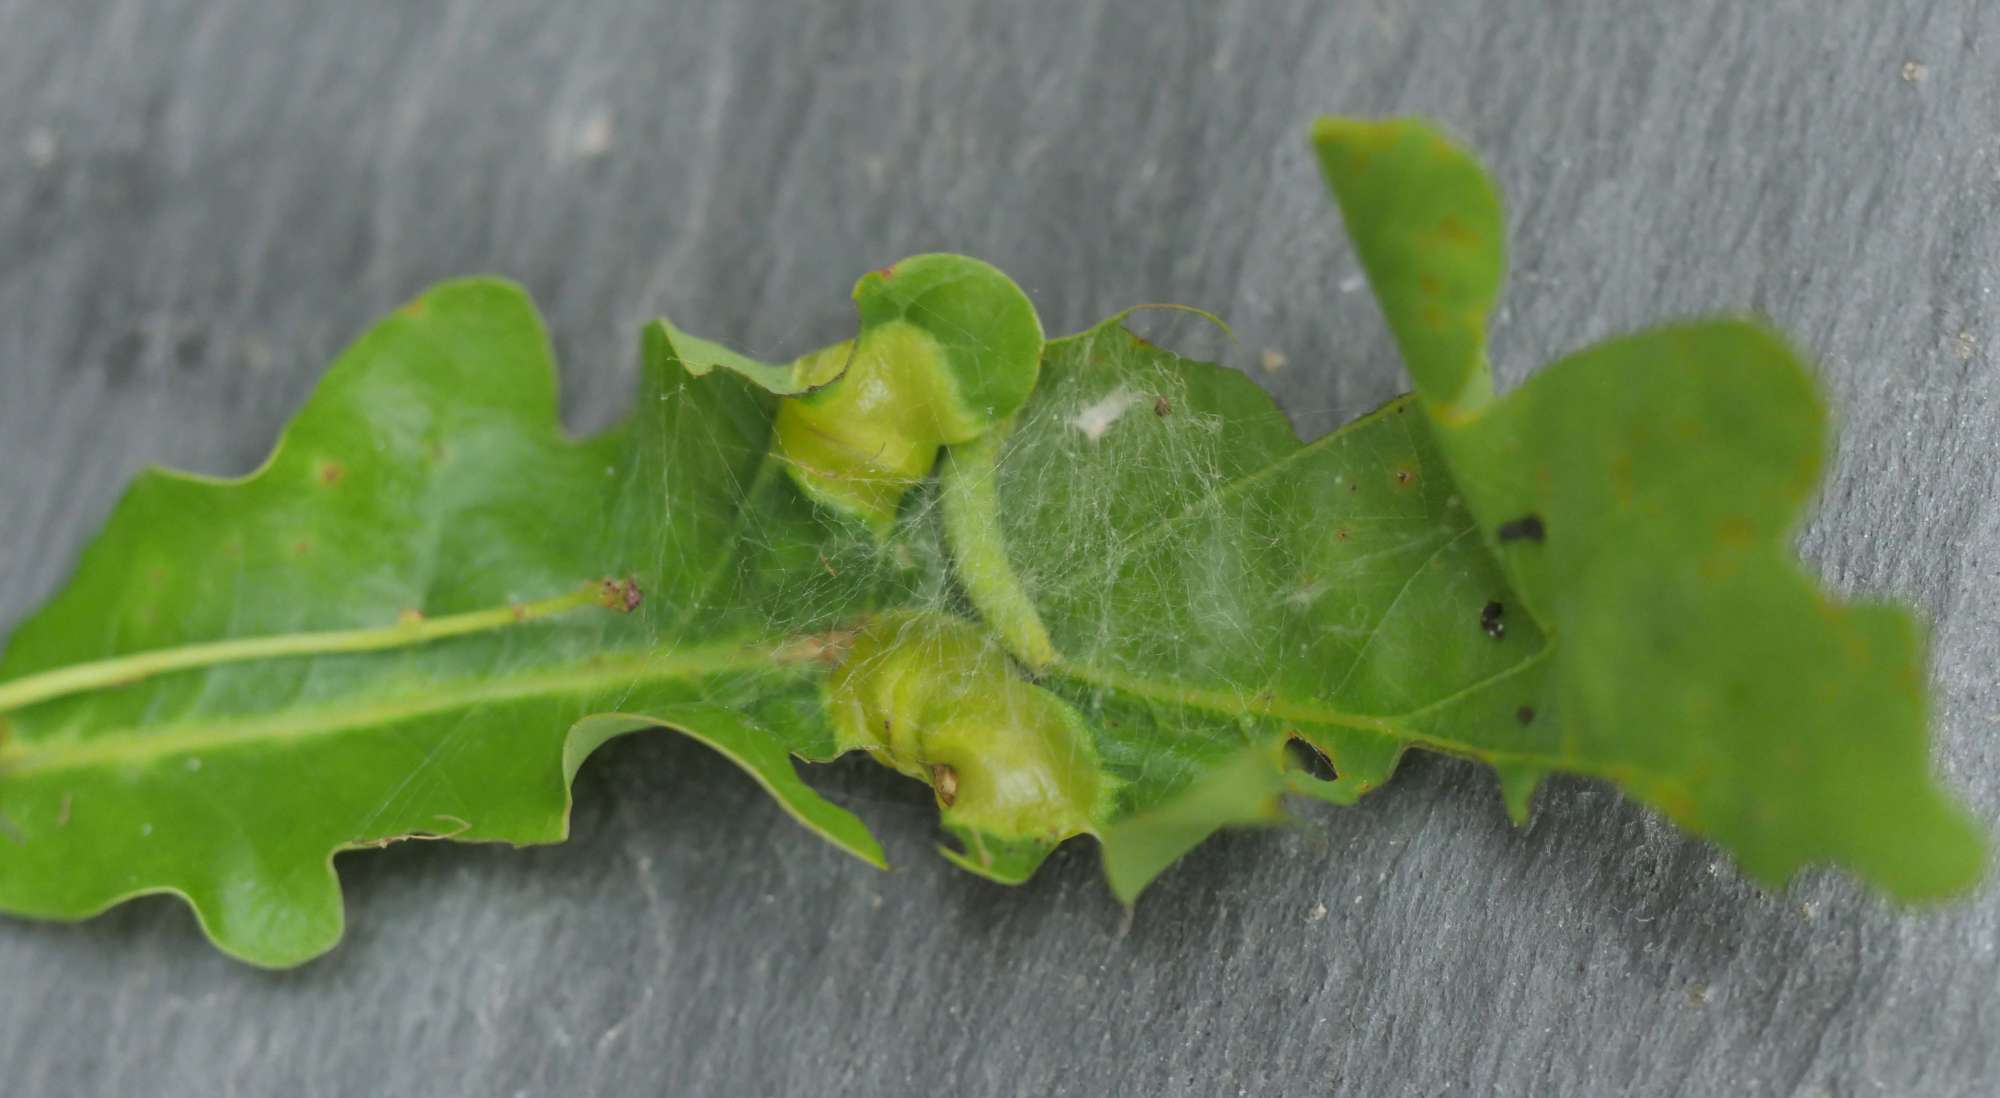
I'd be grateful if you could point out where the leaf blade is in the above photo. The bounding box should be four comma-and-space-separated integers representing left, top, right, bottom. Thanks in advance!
1314, 116, 1986, 897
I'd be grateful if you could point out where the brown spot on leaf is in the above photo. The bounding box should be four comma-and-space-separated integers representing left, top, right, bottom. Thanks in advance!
931, 764, 958, 807
1609, 453, 1635, 503
598, 576, 644, 613
291, 539, 313, 557
1154, 395, 1172, 417
1435, 214, 1478, 245
1516, 705, 1535, 725
1335, 528, 1351, 542
1392, 467, 1415, 487
1716, 515, 1756, 547
319, 461, 345, 486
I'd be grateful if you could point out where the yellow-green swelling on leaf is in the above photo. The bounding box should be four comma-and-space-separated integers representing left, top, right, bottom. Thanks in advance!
1313, 116, 1985, 897
824, 612, 1107, 882
0, 280, 944, 966
753, 254, 1044, 534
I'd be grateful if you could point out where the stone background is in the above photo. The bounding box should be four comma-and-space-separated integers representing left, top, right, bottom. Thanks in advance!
1, 2, 1996, 1094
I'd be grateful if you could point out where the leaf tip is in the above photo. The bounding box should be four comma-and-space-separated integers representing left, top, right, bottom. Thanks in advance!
1494, 763, 1544, 827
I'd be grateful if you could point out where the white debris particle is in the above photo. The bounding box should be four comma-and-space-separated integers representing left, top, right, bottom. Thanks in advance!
551, 106, 615, 162
574, 108, 615, 158
25, 126, 57, 168
1338, 274, 1366, 294
1260, 348, 1289, 373
1901, 60, 1928, 83
1068, 386, 1141, 442
1307, 901, 1328, 922
1951, 331, 1975, 362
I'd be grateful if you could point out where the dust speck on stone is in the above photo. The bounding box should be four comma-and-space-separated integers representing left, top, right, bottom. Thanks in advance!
1260, 348, 1288, 373
1901, 60, 1929, 83
553, 106, 615, 161
24, 126, 57, 168
1307, 901, 1329, 922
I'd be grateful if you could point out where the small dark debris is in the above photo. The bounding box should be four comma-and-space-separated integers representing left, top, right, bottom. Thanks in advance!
174, 330, 208, 370
1516, 705, 1536, 725
1285, 736, 1339, 782
1393, 468, 1412, 485
598, 576, 644, 613
1496, 514, 1546, 544
1154, 395, 1172, 417
1480, 600, 1506, 640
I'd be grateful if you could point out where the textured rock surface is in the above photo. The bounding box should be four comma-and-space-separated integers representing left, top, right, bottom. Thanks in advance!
1, 2, 1995, 1094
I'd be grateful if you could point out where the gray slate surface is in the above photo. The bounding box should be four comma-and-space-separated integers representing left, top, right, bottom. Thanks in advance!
2, 2, 1996, 1095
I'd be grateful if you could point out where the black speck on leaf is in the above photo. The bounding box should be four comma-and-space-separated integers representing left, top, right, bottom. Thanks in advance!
1480, 600, 1505, 639
1286, 736, 1339, 782
1496, 514, 1546, 544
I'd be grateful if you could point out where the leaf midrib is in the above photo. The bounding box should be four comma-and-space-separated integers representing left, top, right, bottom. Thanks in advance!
0, 637, 806, 777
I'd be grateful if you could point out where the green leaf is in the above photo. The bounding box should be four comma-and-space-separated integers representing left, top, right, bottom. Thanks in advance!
0, 117, 1982, 967
0, 279, 921, 966
942, 323, 1548, 897
1312, 116, 1984, 896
